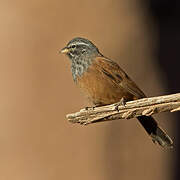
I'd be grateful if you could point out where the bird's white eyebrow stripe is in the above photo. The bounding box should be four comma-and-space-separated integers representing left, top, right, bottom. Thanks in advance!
71, 42, 88, 46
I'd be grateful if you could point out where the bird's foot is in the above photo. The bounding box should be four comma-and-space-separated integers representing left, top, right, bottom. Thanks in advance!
114, 97, 126, 111
84, 106, 96, 111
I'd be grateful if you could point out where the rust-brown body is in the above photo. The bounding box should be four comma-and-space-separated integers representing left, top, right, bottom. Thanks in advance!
76, 56, 145, 106
61, 37, 173, 148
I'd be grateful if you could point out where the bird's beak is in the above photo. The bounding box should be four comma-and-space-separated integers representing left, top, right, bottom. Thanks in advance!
60, 47, 69, 54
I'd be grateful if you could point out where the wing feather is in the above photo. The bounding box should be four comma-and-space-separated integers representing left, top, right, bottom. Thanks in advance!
95, 56, 146, 99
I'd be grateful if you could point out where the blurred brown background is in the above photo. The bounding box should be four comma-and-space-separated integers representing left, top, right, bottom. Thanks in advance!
0, 0, 179, 180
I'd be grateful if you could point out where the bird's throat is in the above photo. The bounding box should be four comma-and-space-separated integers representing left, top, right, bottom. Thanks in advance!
71, 57, 92, 81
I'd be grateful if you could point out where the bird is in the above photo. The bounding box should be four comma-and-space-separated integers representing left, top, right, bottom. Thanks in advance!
61, 37, 173, 148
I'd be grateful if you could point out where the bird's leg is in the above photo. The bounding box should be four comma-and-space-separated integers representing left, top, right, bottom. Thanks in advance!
85, 106, 97, 111
85, 106, 94, 110
85, 103, 103, 111
114, 97, 126, 111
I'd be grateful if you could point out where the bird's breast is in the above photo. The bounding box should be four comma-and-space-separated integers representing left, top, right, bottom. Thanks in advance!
75, 60, 134, 106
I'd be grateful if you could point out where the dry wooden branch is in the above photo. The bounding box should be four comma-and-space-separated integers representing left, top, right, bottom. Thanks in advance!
66, 93, 180, 125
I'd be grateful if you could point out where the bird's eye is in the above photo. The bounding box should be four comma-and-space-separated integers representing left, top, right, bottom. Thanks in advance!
71, 45, 76, 49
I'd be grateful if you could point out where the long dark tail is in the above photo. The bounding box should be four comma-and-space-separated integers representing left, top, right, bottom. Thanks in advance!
137, 116, 173, 148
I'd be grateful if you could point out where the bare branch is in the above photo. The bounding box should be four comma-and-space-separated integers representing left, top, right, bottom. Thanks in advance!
66, 93, 180, 125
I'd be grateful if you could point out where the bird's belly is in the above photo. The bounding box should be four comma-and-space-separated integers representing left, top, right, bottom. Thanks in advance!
76, 67, 134, 106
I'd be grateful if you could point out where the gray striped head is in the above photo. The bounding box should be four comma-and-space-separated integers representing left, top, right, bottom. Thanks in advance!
61, 37, 101, 81
61, 37, 100, 60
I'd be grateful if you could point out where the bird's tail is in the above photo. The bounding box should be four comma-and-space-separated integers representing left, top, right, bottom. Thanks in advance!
137, 116, 173, 148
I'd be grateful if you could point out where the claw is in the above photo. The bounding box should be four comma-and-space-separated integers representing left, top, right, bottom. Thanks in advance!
85, 106, 95, 111
114, 97, 126, 111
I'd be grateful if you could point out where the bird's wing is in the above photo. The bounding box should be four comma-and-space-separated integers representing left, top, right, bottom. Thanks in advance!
95, 56, 146, 99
